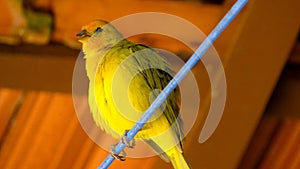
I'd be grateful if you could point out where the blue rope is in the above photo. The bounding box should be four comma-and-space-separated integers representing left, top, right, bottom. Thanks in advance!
98, 0, 248, 168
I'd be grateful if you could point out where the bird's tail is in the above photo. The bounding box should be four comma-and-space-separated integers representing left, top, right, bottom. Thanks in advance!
168, 148, 190, 169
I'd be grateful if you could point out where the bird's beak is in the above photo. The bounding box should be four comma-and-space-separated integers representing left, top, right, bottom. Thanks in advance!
76, 29, 89, 37
76, 29, 91, 43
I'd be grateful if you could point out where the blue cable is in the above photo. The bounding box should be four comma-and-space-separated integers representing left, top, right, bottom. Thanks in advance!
98, 0, 248, 168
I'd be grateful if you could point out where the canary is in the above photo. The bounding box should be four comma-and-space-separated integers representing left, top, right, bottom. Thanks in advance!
77, 20, 190, 169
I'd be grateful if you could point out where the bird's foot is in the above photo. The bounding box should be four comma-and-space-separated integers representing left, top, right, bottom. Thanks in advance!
121, 130, 136, 148
110, 130, 135, 161
110, 145, 126, 161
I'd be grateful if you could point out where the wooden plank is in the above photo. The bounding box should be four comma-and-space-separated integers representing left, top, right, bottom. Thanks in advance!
0, 91, 51, 167
0, 91, 93, 169
258, 118, 300, 169
82, 145, 111, 169
0, 44, 78, 93
57, 121, 95, 169
44, 96, 80, 169
70, 137, 98, 169
237, 116, 280, 169
20, 93, 75, 169
59, 97, 99, 169
0, 89, 22, 141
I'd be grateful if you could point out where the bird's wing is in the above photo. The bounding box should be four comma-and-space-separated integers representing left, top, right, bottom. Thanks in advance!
131, 43, 183, 133
123, 41, 184, 155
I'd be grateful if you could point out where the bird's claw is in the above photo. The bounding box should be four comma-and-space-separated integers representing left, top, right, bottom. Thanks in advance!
121, 130, 136, 148
110, 145, 126, 161
109, 130, 135, 161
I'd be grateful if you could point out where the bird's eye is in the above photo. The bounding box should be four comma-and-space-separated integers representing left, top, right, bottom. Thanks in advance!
95, 27, 103, 33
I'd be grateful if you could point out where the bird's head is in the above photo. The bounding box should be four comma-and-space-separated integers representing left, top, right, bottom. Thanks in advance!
76, 20, 123, 50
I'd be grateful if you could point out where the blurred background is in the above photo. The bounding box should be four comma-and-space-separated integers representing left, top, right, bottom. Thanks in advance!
0, 0, 299, 169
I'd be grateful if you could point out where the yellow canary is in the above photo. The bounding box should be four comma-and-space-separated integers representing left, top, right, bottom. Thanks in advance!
77, 20, 190, 169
